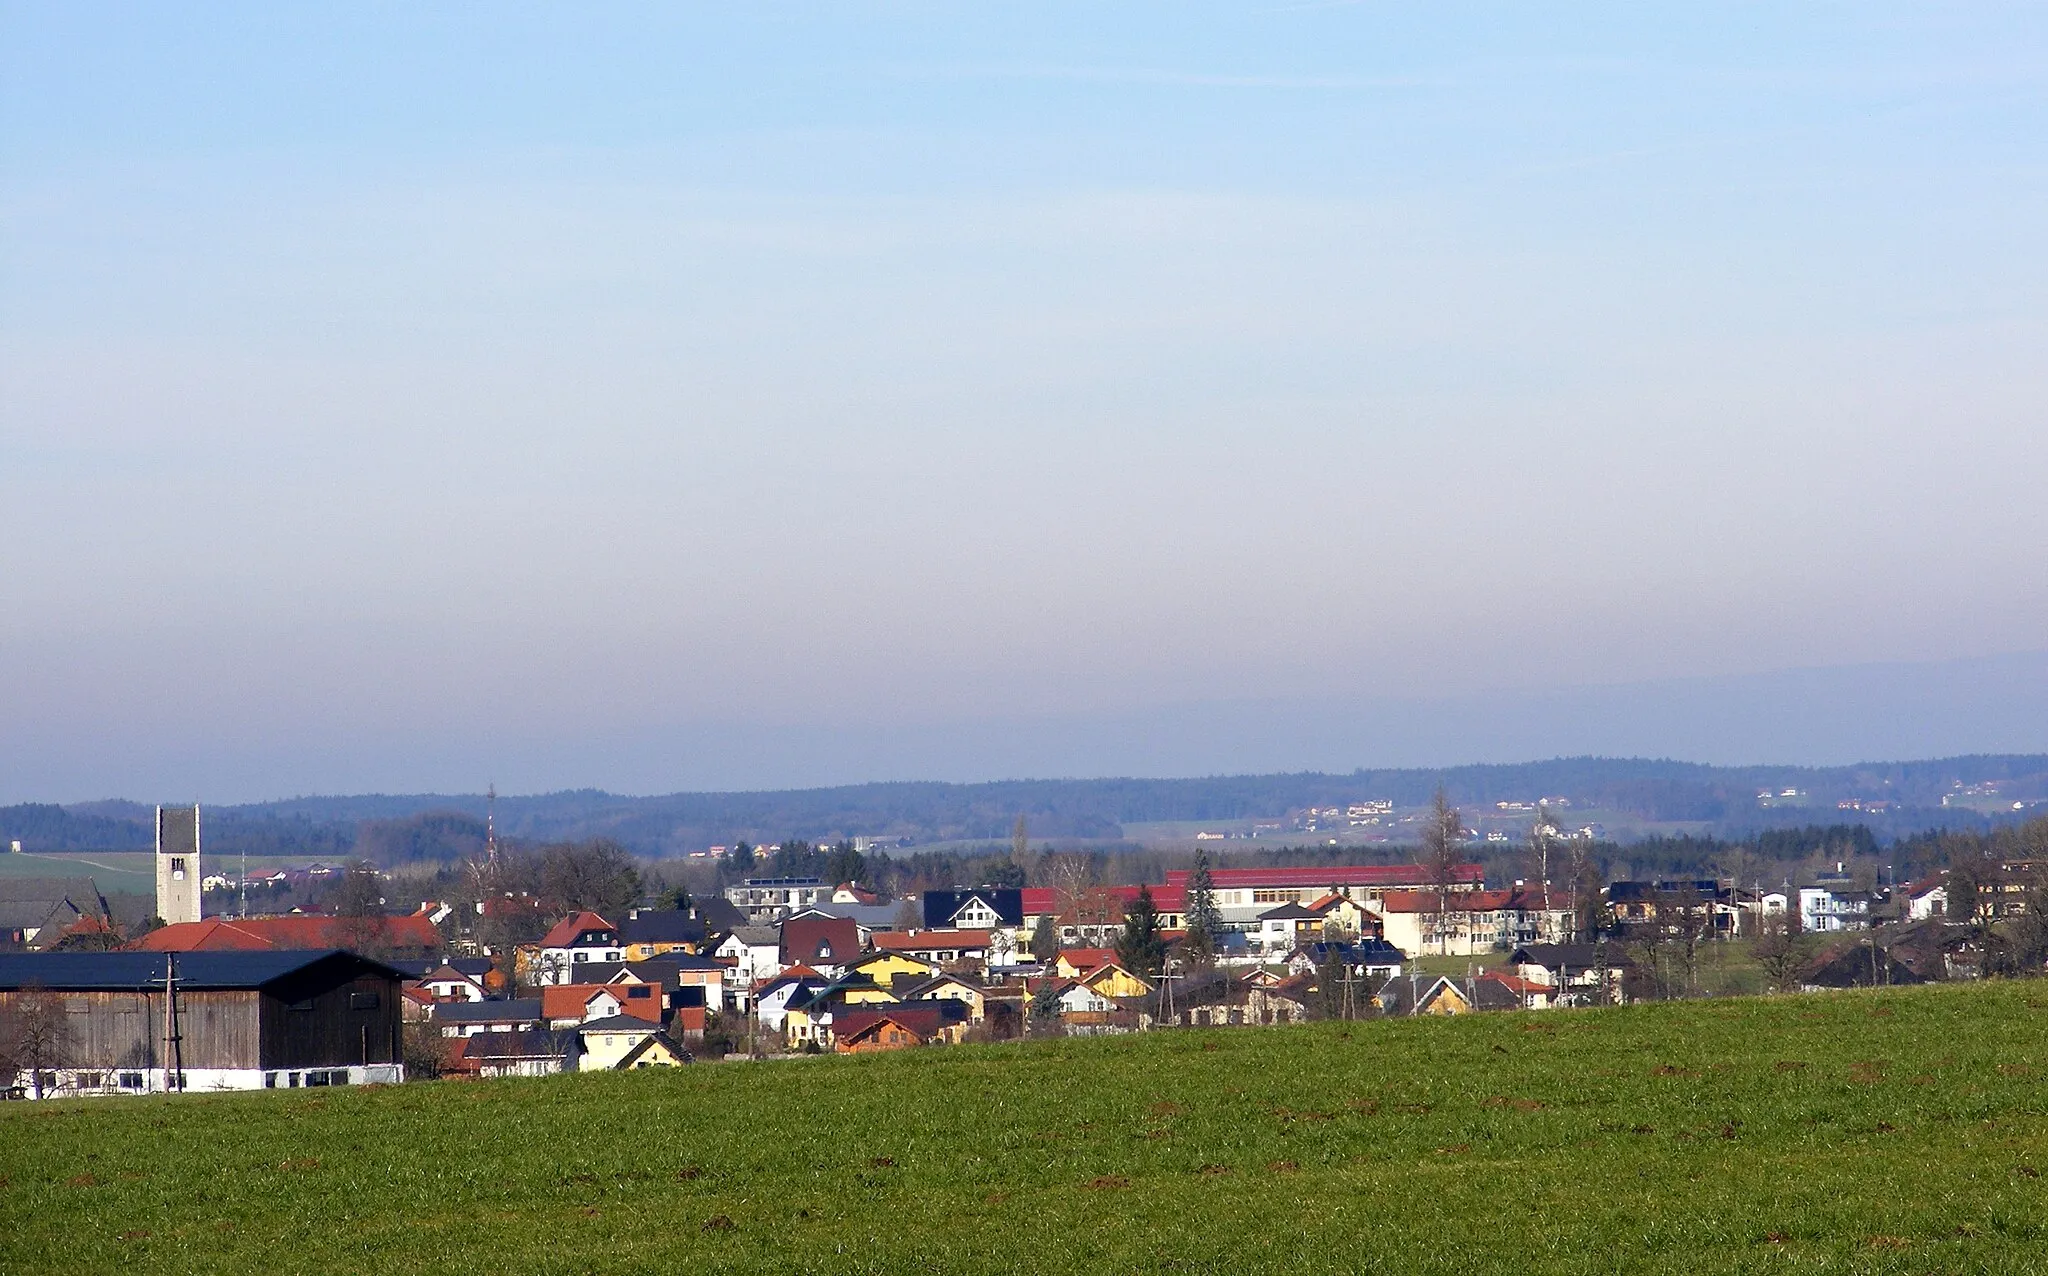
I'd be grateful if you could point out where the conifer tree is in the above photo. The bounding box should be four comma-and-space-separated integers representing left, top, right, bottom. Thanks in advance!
1115, 885, 1168, 980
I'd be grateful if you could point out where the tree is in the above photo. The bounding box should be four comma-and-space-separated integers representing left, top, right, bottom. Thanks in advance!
1115, 885, 1168, 981
1752, 913, 1807, 993
1028, 912, 1060, 964
537, 839, 642, 916
1012, 814, 1029, 872
821, 840, 865, 888
722, 841, 757, 882
1182, 848, 1222, 970
1946, 864, 1982, 925
1029, 981, 1064, 1036
329, 859, 391, 957
4, 983, 68, 1099
1419, 787, 1465, 954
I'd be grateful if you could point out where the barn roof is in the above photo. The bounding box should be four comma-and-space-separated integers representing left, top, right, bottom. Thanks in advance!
0, 948, 407, 992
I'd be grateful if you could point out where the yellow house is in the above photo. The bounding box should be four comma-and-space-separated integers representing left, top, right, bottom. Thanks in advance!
1313, 894, 1379, 940
577, 1017, 687, 1070
908, 974, 987, 1023
1078, 961, 1152, 999
1054, 949, 1118, 980
847, 951, 940, 987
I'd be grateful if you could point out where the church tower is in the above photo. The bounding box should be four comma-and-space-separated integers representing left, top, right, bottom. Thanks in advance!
155, 804, 202, 925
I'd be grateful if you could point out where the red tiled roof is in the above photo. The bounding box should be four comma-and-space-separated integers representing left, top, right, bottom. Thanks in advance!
835, 1004, 951, 1043
1164, 864, 1484, 889
131, 913, 441, 952
541, 982, 661, 1024
540, 911, 617, 949
779, 916, 859, 966
1020, 886, 1186, 917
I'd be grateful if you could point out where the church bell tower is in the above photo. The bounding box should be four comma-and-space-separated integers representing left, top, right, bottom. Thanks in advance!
155, 804, 202, 925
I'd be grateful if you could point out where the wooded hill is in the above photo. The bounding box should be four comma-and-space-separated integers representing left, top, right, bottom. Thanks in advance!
5, 754, 2043, 862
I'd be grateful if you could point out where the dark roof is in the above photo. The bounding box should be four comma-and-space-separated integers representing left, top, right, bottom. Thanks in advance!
1295, 938, 1405, 967
462, 1030, 571, 1060
692, 898, 747, 933
619, 911, 707, 945
0, 948, 407, 992
1508, 943, 1633, 971
1256, 902, 1322, 921
0, 876, 110, 932
430, 997, 543, 1024
922, 887, 1024, 929
577, 1013, 659, 1034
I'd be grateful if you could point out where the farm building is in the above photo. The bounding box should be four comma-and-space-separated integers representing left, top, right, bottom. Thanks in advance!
0, 949, 405, 1098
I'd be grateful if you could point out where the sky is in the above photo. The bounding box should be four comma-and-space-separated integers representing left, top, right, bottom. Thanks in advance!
3, 4, 2045, 802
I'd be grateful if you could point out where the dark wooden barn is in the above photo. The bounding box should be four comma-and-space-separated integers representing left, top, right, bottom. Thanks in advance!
0, 949, 406, 1097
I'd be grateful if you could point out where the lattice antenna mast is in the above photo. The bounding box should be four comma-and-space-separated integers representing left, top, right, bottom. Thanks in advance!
486, 783, 499, 866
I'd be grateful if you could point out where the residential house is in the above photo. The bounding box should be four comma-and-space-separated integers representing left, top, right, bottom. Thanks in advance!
1021, 885, 1186, 949
1375, 887, 1571, 958
412, 961, 489, 1003
1043, 979, 1141, 1035
1144, 973, 1311, 1029
607, 956, 729, 1015
921, 887, 1024, 938
534, 912, 623, 986
575, 1015, 688, 1070
844, 949, 941, 988
0, 876, 114, 950
1902, 875, 1949, 922
789, 901, 903, 946
779, 915, 861, 977
1053, 948, 1118, 979
899, 972, 988, 1023
1505, 943, 1630, 1005
430, 998, 544, 1039
541, 981, 662, 1030
834, 1002, 971, 1052
753, 967, 830, 1034
1798, 885, 1873, 933
1374, 974, 1476, 1016
715, 925, 784, 998
1075, 960, 1152, 1000
871, 929, 993, 970
618, 908, 708, 960
1285, 938, 1405, 983
450, 1029, 575, 1078
1160, 863, 1484, 941
725, 877, 829, 923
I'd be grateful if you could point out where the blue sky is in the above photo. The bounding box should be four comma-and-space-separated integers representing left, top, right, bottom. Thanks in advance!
3, 4, 2045, 800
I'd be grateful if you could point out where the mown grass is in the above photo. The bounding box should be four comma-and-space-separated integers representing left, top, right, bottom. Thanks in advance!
5, 981, 2048, 1274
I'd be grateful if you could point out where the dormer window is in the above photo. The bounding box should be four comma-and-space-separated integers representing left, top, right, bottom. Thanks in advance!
816, 941, 833, 960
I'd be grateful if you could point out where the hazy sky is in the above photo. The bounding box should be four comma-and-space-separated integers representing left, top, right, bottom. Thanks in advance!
4, 4, 2045, 801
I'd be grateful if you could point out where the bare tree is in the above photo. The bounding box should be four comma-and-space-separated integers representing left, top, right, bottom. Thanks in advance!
537, 839, 642, 916
1420, 787, 1465, 954
4, 984, 69, 1099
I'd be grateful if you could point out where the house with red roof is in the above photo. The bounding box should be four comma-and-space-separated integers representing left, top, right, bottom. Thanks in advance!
834, 1002, 970, 1052
534, 912, 622, 986
131, 912, 442, 959
540, 980, 662, 1029
778, 915, 860, 976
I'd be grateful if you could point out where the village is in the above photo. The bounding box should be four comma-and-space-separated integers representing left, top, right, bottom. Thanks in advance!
5, 800, 2025, 1095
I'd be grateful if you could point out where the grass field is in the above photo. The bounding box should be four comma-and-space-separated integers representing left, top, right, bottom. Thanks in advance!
5, 982, 2048, 1274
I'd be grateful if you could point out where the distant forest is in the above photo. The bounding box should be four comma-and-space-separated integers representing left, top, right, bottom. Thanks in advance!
4, 753, 2044, 865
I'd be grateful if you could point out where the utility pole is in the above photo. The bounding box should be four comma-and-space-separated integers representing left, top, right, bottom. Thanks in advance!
158, 954, 185, 1093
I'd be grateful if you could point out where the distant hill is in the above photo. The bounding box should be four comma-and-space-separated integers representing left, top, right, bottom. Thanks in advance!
4, 754, 2044, 863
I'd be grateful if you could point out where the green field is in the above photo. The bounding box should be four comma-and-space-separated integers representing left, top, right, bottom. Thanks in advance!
5, 983, 2048, 1274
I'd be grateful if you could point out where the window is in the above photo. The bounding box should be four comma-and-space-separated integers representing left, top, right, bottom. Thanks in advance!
573, 952, 588, 963
170, 856, 187, 879
348, 992, 380, 1010
119, 1071, 144, 1090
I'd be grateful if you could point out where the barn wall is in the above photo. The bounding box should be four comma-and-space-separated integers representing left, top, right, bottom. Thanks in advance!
258, 970, 401, 1069
0, 989, 263, 1071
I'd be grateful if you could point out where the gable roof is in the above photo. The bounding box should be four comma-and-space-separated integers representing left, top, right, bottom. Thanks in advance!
834, 1001, 967, 1042
779, 916, 860, 966
539, 911, 618, 949
872, 929, 993, 953
921, 887, 1025, 929
618, 910, 707, 945
575, 1013, 661, 1036
615, 1031, 690, 1068
0, 876, 111, 934
541, 982, 661, 1023
0, 948, 408, 992
132, 913, 442, 953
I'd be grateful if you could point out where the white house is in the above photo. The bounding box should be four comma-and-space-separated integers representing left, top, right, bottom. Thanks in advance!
1798, 886, 1872, 933
534, 911, 623, 986
714, 925, 784, 1002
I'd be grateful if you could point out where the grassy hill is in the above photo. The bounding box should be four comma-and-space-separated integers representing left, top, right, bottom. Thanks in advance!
5, 982, 2048, 1274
